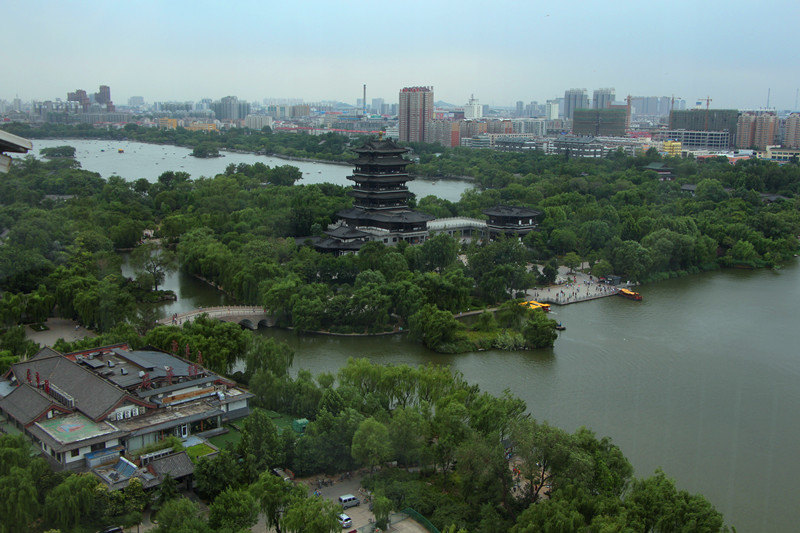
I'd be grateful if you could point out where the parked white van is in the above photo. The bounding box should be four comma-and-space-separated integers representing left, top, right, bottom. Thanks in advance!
338, 494, 360, 509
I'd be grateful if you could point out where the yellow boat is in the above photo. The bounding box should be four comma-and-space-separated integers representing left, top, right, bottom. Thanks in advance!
520, 300, 551, 312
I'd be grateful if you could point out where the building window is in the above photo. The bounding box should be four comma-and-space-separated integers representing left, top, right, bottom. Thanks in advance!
71, 449, 80, 458
91, 442, 105, 452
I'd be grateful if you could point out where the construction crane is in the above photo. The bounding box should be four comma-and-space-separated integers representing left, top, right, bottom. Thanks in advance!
701, 96, 712, 130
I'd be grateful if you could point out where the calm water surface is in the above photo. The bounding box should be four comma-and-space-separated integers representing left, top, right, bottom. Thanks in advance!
29, 139, 473, 202
256, 264, 800, 533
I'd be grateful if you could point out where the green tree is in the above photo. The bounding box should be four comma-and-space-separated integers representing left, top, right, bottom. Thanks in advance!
281, 496, 340, 533
250, 470, 306, 533
522, 310, 558, 349
373, 494, 393, 529
130, 242, 177, 291
351, 417, 393, 470
409, 304, 463, 350
563, 252, 581, 273
154, 497, 211, 533
0, 467, 40, 533
208, 487, 260, 531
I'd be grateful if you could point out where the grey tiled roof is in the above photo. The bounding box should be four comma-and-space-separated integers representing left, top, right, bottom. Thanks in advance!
150, 451, 195, 479
0, 383, 56, 425
11, 349, 128, 420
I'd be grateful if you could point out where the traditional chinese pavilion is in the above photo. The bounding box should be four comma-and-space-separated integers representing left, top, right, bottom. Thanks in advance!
315, 137, 433, 253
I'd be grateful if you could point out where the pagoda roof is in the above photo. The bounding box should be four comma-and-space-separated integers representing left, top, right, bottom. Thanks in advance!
312, 236, 367, 251
349, 173, 412, 182
353, 157, 409, 166
349, 189, 410, 198
352, 138, 409, 155
337, 208, 434, 224
483, 205, 542, 218
324, 225, 372, 239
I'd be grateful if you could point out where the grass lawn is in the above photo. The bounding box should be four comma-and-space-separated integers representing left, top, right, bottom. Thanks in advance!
186, 443, 216, 462
265, 410, 296, 433
208, 425, 242, 450
207, 411, 302, 450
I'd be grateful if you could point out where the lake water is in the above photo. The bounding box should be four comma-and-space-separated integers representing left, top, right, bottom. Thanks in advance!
28, 139, 473, 202
256, 264, 799, 533
142, 260, 800, 531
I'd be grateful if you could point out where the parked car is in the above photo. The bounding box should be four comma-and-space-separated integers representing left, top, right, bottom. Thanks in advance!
337, 513, 352, 528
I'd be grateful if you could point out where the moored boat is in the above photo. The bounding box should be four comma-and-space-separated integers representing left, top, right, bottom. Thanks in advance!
617, 288, 642, 301
520, 300, 551, 312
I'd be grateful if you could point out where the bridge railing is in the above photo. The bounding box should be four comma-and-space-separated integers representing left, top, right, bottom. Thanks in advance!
157, 306, 266, 325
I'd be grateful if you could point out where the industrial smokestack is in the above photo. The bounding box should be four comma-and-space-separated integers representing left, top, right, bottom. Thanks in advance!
363, 84, 366, 115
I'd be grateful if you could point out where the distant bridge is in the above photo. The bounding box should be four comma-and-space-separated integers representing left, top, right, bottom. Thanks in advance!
158, 306, 275, 330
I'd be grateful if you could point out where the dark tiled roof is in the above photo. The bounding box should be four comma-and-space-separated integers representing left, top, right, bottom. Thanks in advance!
325, 226, 371, 239
312, 237, 368, 251
11, 348, 127, 421
353, 157, 409, 166
337, 208, 434, 224
150, 451, 195, 479
483, 205, 542, 218
113, 348, 193, 379
0, 383, 56, 425
352, 138, 408, 155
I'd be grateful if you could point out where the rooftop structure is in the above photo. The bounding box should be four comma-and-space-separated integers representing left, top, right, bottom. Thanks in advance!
483, 205, 542, 239
0, 345, 251, 471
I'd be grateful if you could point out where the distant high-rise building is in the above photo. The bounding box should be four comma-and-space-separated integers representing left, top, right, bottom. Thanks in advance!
398, 86, 434, 143
213, 96, 250, 121
95, 85, 111, 105
464, 94, 482, 120
573, 108, 628, 137
784, 114, 800, 149
564, 89, 589, 120
592, 88, 615, 109
516, 100, 524, 117
545, 100, 559, 120
67, 89, 90, 111
737, 112, 777, 149
669, 109, 739, 146
128, 96, 145, 107
371, 98, 384, 114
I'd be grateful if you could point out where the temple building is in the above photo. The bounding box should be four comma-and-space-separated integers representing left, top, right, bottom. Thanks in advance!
314, 137, 433, 253
483, 205, 542, 239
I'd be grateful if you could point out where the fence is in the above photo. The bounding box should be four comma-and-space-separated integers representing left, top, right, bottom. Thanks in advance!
355, 508, 440, 533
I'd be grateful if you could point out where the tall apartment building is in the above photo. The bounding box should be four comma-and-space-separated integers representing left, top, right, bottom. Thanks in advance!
545, 100, 559, 120
427, 120, 460, 147
463, 94, 482, 120
515, 101, 524, 117
213, 96, 250, 121
736, 112, 778, 149
572, 108, 628, 137
399, 87, 434, 143
593, 88, 615, 109
563, 89, 590, 120
784, 114, 800, 149
95, 85, 111, 105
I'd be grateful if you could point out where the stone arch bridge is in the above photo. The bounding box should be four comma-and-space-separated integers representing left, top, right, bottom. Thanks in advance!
157, 306, 275, 330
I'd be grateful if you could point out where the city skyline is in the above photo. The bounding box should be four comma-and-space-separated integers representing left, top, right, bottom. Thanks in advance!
3, 0, 799, 110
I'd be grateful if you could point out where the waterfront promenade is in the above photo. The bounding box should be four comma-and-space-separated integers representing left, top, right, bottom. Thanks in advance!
527, 266, 634, 306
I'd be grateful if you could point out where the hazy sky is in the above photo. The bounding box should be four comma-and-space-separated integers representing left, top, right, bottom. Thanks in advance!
4, 0, 798, 109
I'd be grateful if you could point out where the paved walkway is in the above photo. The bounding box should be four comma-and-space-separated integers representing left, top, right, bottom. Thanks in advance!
24, 317, 96, 347
527, 266, 634, 306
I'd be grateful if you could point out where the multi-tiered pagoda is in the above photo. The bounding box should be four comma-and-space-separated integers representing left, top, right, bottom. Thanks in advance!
315, 137, 433, 253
